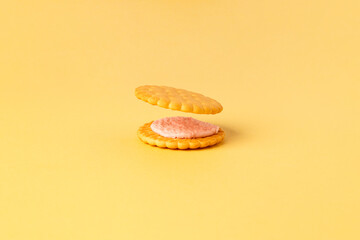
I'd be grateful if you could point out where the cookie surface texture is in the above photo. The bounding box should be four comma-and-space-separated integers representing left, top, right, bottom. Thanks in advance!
138, 122, 225, 150
135, 85, 223, 114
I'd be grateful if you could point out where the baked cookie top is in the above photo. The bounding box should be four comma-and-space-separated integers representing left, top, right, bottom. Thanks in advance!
135, 85, 223, 114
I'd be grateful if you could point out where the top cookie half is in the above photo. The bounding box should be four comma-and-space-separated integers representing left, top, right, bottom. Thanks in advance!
135, 85, 223, 114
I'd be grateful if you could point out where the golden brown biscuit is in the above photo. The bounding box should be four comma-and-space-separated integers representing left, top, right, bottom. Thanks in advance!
137, 122, 225, 150
135, 85, 223, 114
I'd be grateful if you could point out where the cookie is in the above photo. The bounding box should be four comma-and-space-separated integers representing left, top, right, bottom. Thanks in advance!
138, 122, 225, 150
135, 85, 223, 114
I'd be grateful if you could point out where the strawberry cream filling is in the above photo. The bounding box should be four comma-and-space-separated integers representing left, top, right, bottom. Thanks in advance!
150, 116, 219, 139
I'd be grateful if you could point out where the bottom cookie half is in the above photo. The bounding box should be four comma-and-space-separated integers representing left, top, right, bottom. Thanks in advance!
137, 122, 225, 150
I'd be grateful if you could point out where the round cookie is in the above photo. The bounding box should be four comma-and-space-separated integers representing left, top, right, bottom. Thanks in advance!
138, 122, 225, 150
135, 85, 223, 114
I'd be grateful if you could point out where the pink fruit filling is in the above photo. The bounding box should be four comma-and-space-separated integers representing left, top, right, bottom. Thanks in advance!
150, 116, 219, 139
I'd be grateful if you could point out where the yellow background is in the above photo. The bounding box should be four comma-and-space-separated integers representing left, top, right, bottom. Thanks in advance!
1, 1, 360, 239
